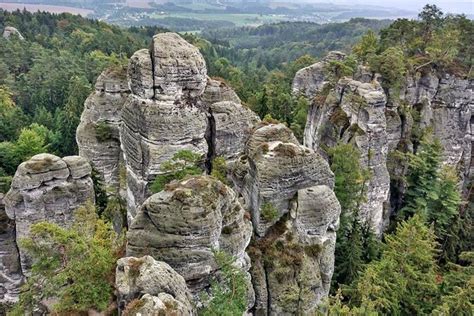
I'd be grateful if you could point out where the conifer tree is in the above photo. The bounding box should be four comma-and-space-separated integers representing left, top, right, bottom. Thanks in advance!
399, 135, 442, 219
348, 215, 439, 315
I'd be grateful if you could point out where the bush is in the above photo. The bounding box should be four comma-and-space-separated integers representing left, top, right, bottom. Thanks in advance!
10, 202, 120, 314
261, 202, 279, 221
199, 251, 248, 316
210, 156, 228, 185
150, 150, 203, 193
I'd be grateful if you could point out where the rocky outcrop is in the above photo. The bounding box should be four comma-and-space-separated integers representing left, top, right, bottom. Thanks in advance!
0, 193, 22, 304
293, 52, 473, 234
76, 66, 130, 193
116, 33, 259, 217
292, 51, 346, 100
210, 101, 260, 161
116, 255, 194, 315
402, 72, 473, 184
230, 123, 341, 314
127, 176, 253, 294
4, 154, 94, 275
2, 26, 24, 40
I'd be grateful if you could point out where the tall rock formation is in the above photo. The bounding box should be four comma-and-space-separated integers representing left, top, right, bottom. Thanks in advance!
76, 66, 130, 193
0, 193, 22, 304
76, 32, 259, 218
230, 123, 341, 314
293, 52, 473, 234
4, 154, 94, 275
127, 176, 253, 295
116, 255, 194, 315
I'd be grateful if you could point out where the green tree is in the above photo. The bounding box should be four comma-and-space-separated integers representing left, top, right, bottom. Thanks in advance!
399, 136, 442, 220
200, 251, 248, 316
353, 30, 378, 63
11, 202, 119, 314
210, 156, 228, 185
369, 46, 406, 92
150, 150, 203, 193
52, 75, 92, 156
347, 215, 439, 314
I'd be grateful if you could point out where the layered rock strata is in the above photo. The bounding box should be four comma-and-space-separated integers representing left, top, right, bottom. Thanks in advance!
0, 194, 22, 304
230, 123, 341, 314
116, 255, 194, 315
76, 66, 130, 192
126, 176, 253, 295
4, 154, 94, 275
293, 53, 473, 233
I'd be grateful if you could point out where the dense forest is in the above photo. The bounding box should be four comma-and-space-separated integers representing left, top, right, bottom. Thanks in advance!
0, 5, 473, 315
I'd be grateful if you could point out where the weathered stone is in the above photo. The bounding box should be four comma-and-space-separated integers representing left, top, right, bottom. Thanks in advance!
210, 101, 260, 160
230, 123, 340, 313
2, 26, 24, 40
291, 51, 345, 100
4, 154, 94, 275
120, 96, 208, 216
0, 194, 23, 305
151, 32, 207, 100
128, 49, 154, 99
231, 123, 334, 236
127, 176, 252, 293
116, 256, 194, 315
202, 78, 241, 105
77, 66, 130, 192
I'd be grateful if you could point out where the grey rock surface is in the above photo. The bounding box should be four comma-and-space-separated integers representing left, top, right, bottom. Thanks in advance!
0, 194, 23, 304
127, 176, 252, 293
4, 154, 94, 275
76, 66, 130, 192
230, 123, 341, 314
151, 32, 207, 100
2, 26, 24, 40
116, 255, 194, 315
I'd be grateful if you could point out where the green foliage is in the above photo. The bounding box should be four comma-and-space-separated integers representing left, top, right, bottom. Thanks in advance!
95, 121, 115, 142
434, 252, 474, 315
261, 202, 279, 221
328, 143, 369, 213
346, 215, 439, 314
0, 124, 51, 175
399, 136, 443, 219
210, 156, 228, 185
11, 202, 120, 314
368, 46, 406, 92
91, 167, 108, 216
353, 30, 378, 63
150, 150, 203, 193
52, 76, 92, 156
199, 251, 248, 316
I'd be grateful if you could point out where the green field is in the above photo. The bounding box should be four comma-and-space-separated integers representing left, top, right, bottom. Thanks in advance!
150, 12, 287, 27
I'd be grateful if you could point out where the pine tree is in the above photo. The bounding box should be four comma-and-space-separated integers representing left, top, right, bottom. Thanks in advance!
399, 135, 442, 220
348, 215, 439, 315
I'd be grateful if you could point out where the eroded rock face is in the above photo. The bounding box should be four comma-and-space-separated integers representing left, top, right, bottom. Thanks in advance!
402, 72, 473, 184
127, 176, 253, 293
116, 256, 194, 315
76, 66, 130, 192
151, 32, 207, 101
0, 194, 23, 304
292, 51, 346, 100
4, 154, 94, 274
118, 33, 259, 218
293, 52, 473, 234
231, 123, 335, 237
2, 26, 24, 40
230, 124, 341, 314
210, 101, 260, 160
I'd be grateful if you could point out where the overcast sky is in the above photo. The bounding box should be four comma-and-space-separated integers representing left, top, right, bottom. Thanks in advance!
318, 1, 473, 14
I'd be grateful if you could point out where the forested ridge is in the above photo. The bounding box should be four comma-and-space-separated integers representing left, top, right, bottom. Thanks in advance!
0, 4, 473, 315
